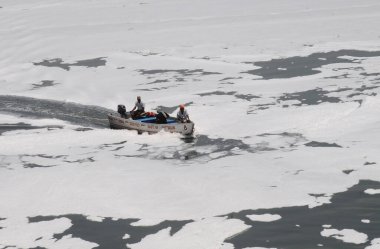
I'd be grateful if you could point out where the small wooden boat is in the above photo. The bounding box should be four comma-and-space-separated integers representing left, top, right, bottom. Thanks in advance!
108, 113, 195, 135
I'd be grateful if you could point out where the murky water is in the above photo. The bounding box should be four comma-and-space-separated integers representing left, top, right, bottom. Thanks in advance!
225, 180, 380, 249
243, 50, 380, 79
28, 215, 192, 249
23, 181, 380, 249
33, 57, 107, 71
1, 49, 380, 248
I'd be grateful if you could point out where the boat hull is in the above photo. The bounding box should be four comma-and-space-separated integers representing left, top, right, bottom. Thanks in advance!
108, 114, 194, 135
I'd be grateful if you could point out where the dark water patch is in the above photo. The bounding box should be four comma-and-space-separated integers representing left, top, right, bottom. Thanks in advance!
247, 102, 276, 113
28, 214, 192, 249
179, 135, 274, 160
258, 132, 306, 148
0, 217, 5, 230
279, 84, 379, 107
1, 123, 40, 135
309, 193, 327, 198
33, 58, 69, 71
104, 141, 127, 146
305, 141, 342, 148
122, 134, 262, 162
361, 72, 380, 77
190, 56, 212, 60
117, 67, 125, 69
0, 123, 63, 135
364, 162, 376, 166
136, 85, 180, 91
242, 50, 380, 79
355, 85, 378, 92
348, 92, 377, 98
137, 69, 221, 76
198, 91, 260, 101
146, 79, 169, 85
32, 80, 58, 90
33, 57, 106, 71
74, 127, 93, 132
259, 132, 304, 138
293, 169, 304, 175
324, 73, 350, 79
220, 77, 242, 81
333, 66, 364, 72
258, 132, 305, 142
334, 87, 353, 92
19, 154, 65, 168
63, 157, 95, 164
21, 154, 66, 159
74, 58, 107, 68
225, 180, 380, 249
198, 91, 236, 97
23, 163, 54, 168
130, 51, 158, 56
0, 95, 111, 128
99, 141, 127, 152
139, 134, 254, 161
191, 135, 250, 150
174, 77, 185, 82
347, 85, 379, 98
279, 88, 341, 106
111, 146, 124, 151
235, 94, 260, 101
343, 170, 355, 175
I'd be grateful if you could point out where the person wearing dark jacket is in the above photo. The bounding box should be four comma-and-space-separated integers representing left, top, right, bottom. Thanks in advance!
156, 112, 169, 124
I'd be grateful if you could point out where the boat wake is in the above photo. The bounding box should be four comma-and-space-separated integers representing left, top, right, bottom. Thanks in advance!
0, 95, 111, 128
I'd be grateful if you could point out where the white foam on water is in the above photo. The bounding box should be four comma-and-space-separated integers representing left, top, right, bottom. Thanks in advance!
247, 214, 281, 222
364, 189, 380, 195
367, 238, 380, 249
1, 0, 380, 247
321, 228, 368, 244
128, 217, 248, 249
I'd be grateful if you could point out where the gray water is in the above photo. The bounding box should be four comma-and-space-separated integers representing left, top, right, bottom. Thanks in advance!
28, 215, 192, 249
33, 57, 107, 71
225, 180, 380, 249
1, 49, 380, 248
23, 180, 380, 249
243, 50, 380, 79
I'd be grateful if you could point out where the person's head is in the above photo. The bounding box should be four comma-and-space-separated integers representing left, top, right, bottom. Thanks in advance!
137, 96, 141, 102
180, 104, 185, 112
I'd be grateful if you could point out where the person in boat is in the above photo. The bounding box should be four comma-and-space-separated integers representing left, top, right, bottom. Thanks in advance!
156, 111, 170, 124
176, 104, 190, 123
131, 96, 145, 119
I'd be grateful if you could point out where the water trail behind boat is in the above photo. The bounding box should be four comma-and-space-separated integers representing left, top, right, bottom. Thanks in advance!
0, 95, 112, 128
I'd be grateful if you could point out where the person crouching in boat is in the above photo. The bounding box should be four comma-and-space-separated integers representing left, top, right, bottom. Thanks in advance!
177, 104, 191, 123
131, 96, 145, 119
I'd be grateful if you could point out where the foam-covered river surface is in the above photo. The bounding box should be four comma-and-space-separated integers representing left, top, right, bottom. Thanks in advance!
1, 1, 380, 248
